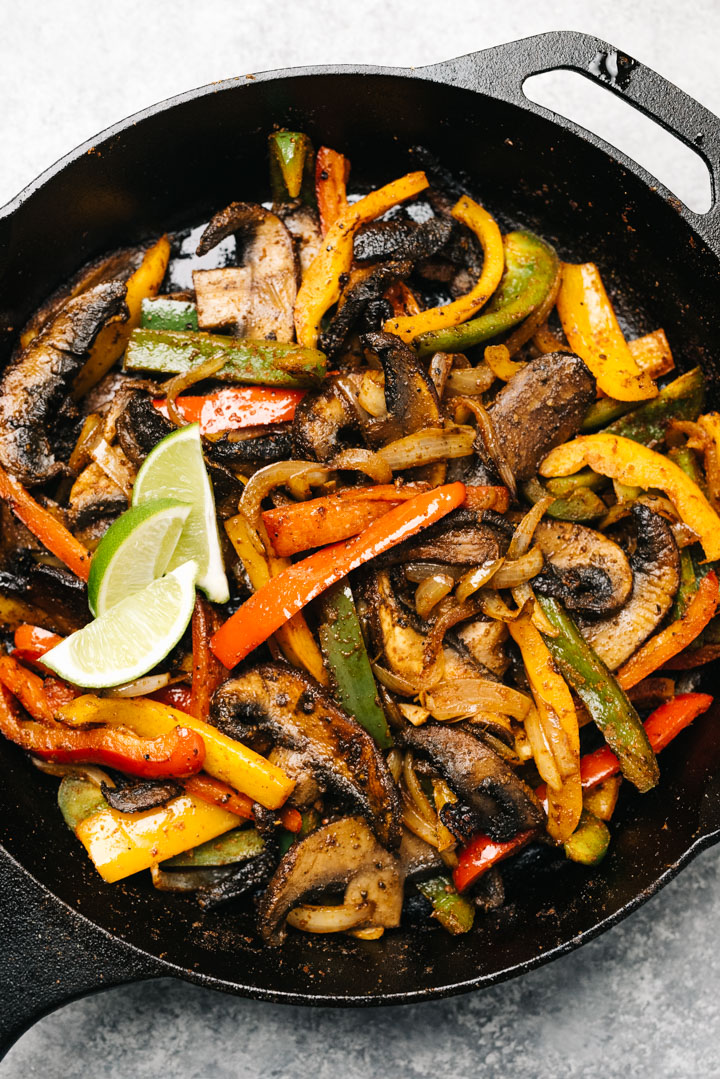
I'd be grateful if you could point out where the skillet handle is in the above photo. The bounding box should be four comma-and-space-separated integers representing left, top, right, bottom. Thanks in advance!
423, 30, 720, 230
0, 850, 161, 1061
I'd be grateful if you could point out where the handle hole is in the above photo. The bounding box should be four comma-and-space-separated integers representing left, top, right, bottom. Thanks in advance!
523, 69, 712, 214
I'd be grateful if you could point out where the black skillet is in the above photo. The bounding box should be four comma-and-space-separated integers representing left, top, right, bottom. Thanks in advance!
2, 28, 720, 1058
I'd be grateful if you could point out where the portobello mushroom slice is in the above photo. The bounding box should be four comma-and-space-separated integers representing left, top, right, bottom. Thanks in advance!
319, 262, 412, 359
361, 331, 441, 444
353, 216, 453, 263
211, 664, 402, 848
257, 816, 403, 944
0, 556, 89, 634
101, 778, 181, 813
267, 745, 323, 809
489, 352, 596, 482
402, 723, 544, 842
579, 503, 680, 670
195, 202, 298, 340
68, 462, 128, 529
378, 508, 510, 566
0, 282, 127, 485
532, 519, 633, 615
290, 377, 359, 462
454, 619, 510, 679
278, 203, 323, 278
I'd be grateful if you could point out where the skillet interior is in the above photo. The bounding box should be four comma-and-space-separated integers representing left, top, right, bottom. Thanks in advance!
2, 65, 720, 1005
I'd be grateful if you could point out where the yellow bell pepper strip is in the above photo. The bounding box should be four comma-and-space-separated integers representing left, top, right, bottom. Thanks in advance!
76, 791, 239, 883
383, 195, 504, 344
556, 262, 658, 401
224, 513, 328, 685
629, 328, 675, 379
453, 692, 713, 891
295, 169, 429, 347
315, 145, 350, 234
58, 695, 294, 810
539, 433, 720, 561
72, 235, 171, 399
509, 615, 582, 842
616, 571, 719, 689
211, 483, 466, 669
0, 462, 90, 580
413, 229, 558, 358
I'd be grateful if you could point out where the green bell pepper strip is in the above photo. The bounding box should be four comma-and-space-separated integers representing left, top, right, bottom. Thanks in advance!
600, 367, 705, 447
670, 548, 699, 623
581, 397, 635, 431
668, 445, 707, 491
524, 477, 606, 522
278, 808, 320, 857
537, 596, 659, 793
562, 809, 610, 865
318, 582, 393, 749
413, 230, 559, 358
124, 328, 327, 388
58, 775, 107, 833
545, 468, 605, 497
417, 874, 475, 934
141, 297, 199, 332
163, 827, 264, 867
268, 130, 314, 203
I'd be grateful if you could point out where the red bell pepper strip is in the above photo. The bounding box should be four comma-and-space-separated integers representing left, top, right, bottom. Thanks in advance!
182, 773, 254, 819
453, 693, 714, 892
0, 684, 206, 778
315, 146, 350, 235
152, 386, 305, 434
0, 463, 91, 581
150, 684, 194, 713
617, 572, 718, 689
211, 483, 466, 669
13, 624, 64, 660
43, 676, 79, 711
189, 595, 227, 722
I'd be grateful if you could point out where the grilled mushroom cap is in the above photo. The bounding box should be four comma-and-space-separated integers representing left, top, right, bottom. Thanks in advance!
533, 519, 633, 615
211, 664, 402, 849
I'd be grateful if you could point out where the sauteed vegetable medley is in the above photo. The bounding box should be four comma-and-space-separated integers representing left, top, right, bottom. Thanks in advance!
1, 131, 718, 944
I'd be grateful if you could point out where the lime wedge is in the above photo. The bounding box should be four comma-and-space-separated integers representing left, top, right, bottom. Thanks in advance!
44, 561, 198, 688
132, 423, 229, 603
87, 498, 191, 616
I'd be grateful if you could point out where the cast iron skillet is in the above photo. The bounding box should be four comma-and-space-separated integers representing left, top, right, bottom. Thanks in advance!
2, 28, 720, 1057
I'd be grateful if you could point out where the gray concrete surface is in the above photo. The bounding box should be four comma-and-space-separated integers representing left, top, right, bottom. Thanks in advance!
2, 1, 720, 1075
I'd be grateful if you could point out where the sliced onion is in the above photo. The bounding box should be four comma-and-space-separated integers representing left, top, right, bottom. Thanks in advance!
480, 590, 524, 622
444, 365, 495, 396
415, 574, 454, 619
402, 793, 440, 847
428, 352, 453, 398
386, 747, 403, 783
90, 438, 136, 498
372, 663, 419, 698
286, 902, 371, 934
164, 353, 226, 427
397, 702, 430, 726
523, 704, 562, 790
30, 757, 114, 788
507, 497, 555, 560
456, 558, 505, 604
538, 703, 577, 779
329, 448, 393, 484
348, 926, 385, 940
68, 413, 102, 473
426, 678, 531, 721
431, 777, 458, 853
377, 425, 475, 471
406, 562, 465, 584
403, 750, 438, 826
105, 672, 173, 698
455, 398, 517, 498
490, 546, 544, 589
357, 371, 388, 418
239, 460, 330, 552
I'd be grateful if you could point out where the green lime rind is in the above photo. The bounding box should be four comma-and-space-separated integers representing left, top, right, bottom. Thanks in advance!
132, 423, 229, 603
87, 498, 191, 617
44, 561, 198, 688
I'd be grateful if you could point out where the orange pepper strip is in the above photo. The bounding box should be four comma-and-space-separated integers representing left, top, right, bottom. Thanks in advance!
13, 624, 64, 660
617, 572, 719, 690
0, 463, 91, 580
189, 595, 227, 722
280, 806, 303, 833
453, 692, 714, 891
315, 146, 350, 235
556, 262, 658, 401
211, 483, 465, 669
294, 170, 429, 348
629, 328, 674, 379
385, 281, 422, 317
383, 195, 504, 344
183, 773, 254, 819
263, 497, 401, 558
0, 654, 54, 722
509, 616, 582, 842
540, 433, 720, 561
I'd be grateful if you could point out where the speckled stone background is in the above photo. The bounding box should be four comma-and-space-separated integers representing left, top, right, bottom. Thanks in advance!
2, 1, 720, 1075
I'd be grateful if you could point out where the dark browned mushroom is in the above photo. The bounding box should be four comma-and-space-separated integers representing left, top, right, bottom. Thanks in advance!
361, 331, 441, 444
290, 377, 359, 462
353, 216, 453, 264
378, 508, 511, 566
195, 202, 298, 340
0, 282, 127, 486
211, 664, 402, 849
319, 262, 412, 359
402, 723, 544, 842
579, 503, 680, 670
68, 462, 128, 529
0, 555, 89, 634
257, 816, 403, 944
101, 778, 182, 813
488, 352, 596, 481
532, 519, 633, 615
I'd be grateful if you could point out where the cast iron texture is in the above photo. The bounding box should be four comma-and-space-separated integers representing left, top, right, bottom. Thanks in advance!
2, 28, 720, 1056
